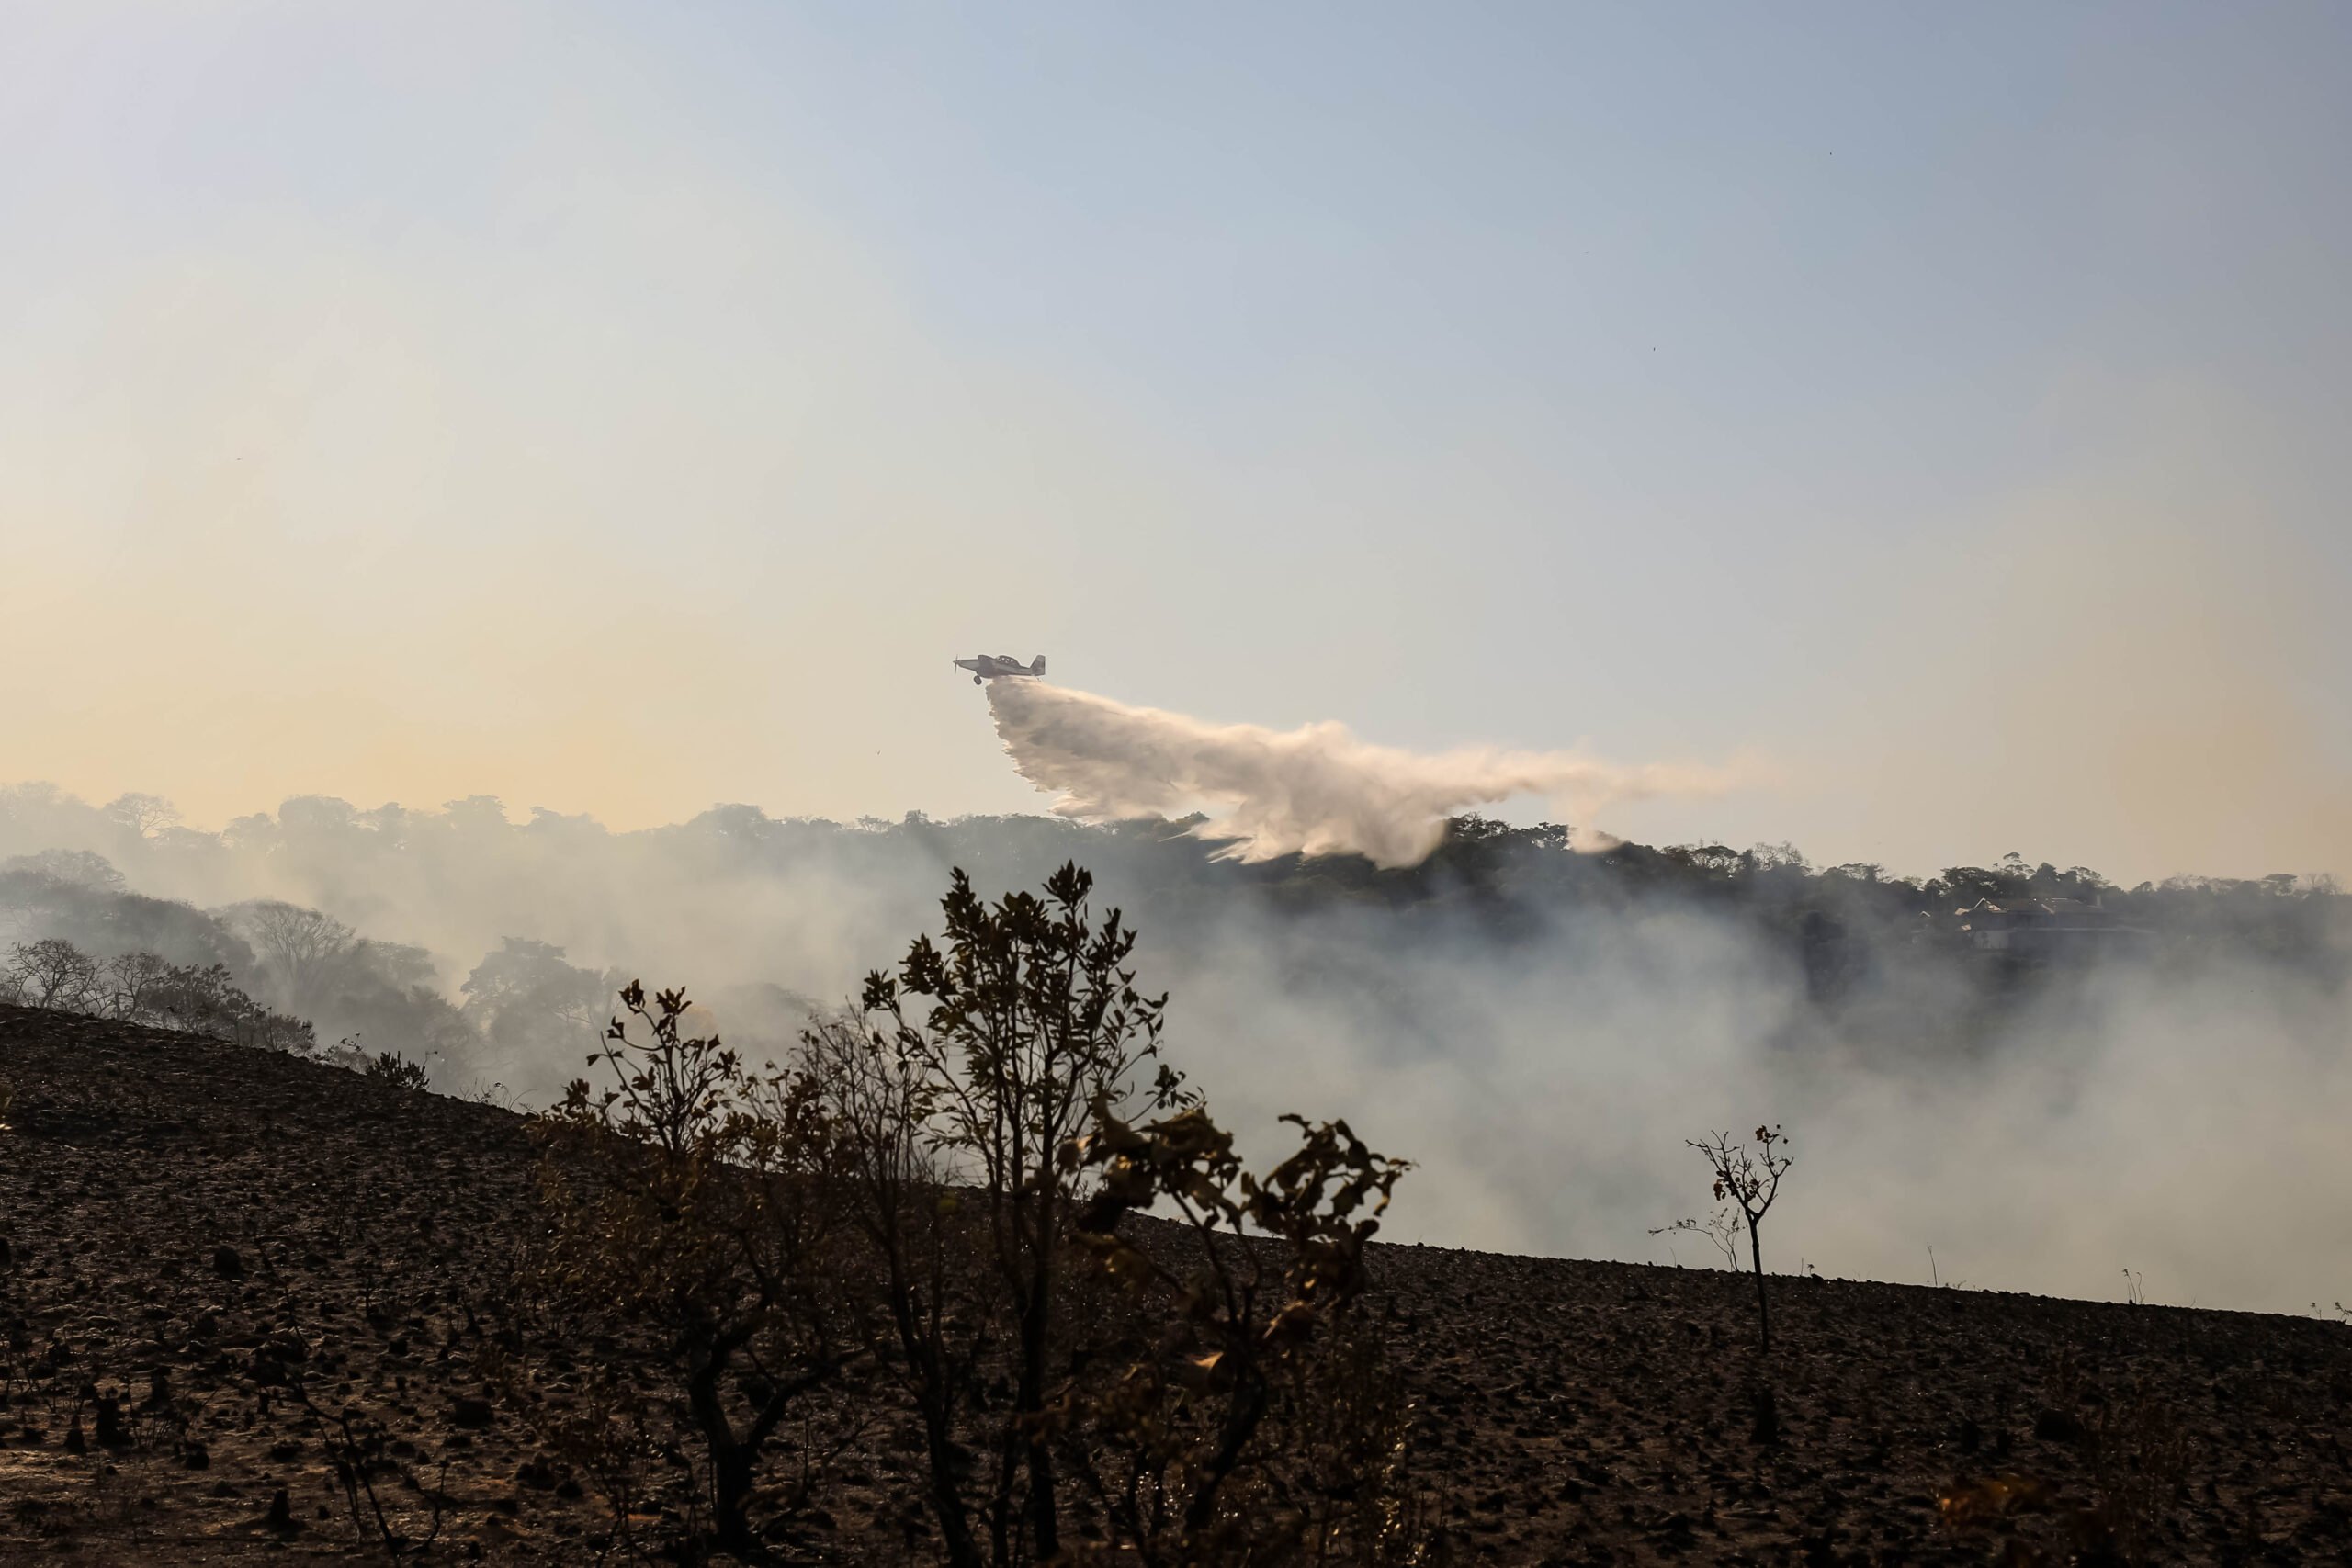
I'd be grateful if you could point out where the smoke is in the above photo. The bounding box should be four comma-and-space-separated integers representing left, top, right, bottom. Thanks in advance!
1170, 900, 2352, 1314
985, 679, 1732, 868
4, 780, 2347, 1315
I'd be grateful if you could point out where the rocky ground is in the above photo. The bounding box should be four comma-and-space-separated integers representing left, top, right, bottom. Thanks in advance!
1, 1003, 2346, 1564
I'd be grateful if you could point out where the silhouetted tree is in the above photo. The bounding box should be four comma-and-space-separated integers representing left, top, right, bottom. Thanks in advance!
461, 938, 612, 1062
800, 1011, 989, 1567
531, 982, 860, 1562
103, 793, 181, 840
364, 1051, 431, 1091
3, 939, 99, 1010
229, 899, 358, 1017
1681, 1125, 1792, 1356
99, 950, 175, 1020
1, 849, 127, 894
1057, 1097, 1423, 1563
851, 862, 1186, 1563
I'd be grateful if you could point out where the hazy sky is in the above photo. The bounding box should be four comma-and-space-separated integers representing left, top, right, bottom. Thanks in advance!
5, 2, 2348, 881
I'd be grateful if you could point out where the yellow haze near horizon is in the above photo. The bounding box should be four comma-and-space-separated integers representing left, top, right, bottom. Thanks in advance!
2, 54, 2346, 880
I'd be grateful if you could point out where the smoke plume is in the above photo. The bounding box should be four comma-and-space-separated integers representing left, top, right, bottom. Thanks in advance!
985, 679, 1729, 867
4, 780, 2347, 1313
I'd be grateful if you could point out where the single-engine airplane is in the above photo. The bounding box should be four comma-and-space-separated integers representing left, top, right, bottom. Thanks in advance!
953, 653, 1046, 685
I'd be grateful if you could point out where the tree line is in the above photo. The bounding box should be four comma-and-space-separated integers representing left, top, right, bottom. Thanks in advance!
6, 780, 2346, 1088
0, 849, 623, 1090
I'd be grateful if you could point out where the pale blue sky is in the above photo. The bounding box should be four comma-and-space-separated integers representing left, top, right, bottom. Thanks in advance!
4, 3, 2347, 878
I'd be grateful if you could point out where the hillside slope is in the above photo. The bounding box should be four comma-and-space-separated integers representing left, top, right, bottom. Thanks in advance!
0, 1006, 2345, 1564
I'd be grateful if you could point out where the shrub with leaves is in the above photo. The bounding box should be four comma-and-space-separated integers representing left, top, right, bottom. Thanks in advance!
523, 863, 1428, 1567
842, 862, 1188, 1564
363, 1051, 431, 1091
1053, 1097, 1431, 1566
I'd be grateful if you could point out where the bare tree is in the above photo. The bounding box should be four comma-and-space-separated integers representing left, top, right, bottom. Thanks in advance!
1649, 1203, 1741, 1269
104, 793, 182, 840
1682, 1125, 1792, 1355
529, 981, 861, 1562
801, 1011, 989, 1568
100, 951, 175, 1022
6, 939, 101, 1012
228, 900, 357, 1017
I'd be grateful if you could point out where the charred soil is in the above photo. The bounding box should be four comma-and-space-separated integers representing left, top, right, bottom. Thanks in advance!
0, 1006, 2345, 1564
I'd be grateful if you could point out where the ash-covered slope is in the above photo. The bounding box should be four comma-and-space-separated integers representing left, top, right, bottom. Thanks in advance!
1, 1006, 2345, 1564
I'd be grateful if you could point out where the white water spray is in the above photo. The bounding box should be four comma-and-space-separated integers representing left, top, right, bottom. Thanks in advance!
984, 679, 1732, 868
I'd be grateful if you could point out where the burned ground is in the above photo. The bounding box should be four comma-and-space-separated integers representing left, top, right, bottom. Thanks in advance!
0, 1006, 2344, 1564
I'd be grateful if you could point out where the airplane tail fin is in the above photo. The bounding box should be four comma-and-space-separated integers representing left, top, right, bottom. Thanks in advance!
1030, 656, 1046, 678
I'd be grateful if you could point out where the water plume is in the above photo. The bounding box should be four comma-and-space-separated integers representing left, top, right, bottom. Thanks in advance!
984, 678, 1730, 867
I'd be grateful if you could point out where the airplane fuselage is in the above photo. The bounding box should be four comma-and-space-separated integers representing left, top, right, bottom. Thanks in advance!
954, 653, 1046, 685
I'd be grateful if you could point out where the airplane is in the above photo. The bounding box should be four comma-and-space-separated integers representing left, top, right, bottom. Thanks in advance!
953, 653, 1046, 685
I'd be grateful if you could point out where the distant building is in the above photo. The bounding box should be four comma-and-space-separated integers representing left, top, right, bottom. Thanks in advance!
1954, 897, 2154, 961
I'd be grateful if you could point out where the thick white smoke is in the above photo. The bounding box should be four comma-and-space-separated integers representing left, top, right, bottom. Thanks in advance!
985, 679, 1729, 867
